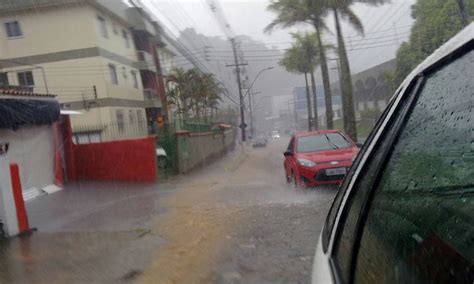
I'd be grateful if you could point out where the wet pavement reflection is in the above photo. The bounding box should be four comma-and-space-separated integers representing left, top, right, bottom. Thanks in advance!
1, 138, 337, 283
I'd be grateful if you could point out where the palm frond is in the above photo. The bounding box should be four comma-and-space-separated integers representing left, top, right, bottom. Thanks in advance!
339, 6, 364, 35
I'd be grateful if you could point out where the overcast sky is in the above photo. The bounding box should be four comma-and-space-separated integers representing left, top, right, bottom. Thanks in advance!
141, 0, 417, 112
146, 0, 416, 73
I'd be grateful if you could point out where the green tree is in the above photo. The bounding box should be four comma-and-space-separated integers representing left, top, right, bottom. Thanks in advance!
168, 67, 222, 124
291, 32, 334, 130
391, 0, 473, 88
168, 67, 191, 121
323, 0, 389, 142
279, 39, 314, 131
265, 0, 335, 129
199, 73, 223, 122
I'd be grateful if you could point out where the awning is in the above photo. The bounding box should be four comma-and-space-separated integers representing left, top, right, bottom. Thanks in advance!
0, 98, 60, 130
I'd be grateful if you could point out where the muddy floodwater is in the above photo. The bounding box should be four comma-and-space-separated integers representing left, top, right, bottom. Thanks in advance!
1, 139, 336, 283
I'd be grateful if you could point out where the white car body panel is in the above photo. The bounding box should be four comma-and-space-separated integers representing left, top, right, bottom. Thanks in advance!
311, 24, 474, 284
312, 235, 333, 284
156, 147, 167, 157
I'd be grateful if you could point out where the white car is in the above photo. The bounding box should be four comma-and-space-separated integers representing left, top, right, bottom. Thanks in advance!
271, 131, 280, 139
313, 24, 474, 283
156, 146, 168, 168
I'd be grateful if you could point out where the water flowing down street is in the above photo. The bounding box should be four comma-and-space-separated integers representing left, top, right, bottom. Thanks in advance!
0, 1, 472, 283
1, 138, 336, 283
137, 138, 337, 283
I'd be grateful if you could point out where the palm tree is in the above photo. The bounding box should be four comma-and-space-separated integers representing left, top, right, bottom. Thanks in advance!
265, 0, 335, 129
199, 73, 222, 122
326, 0, 388, 141
168, 67, 191, 122
280, 40, 314, 131
168, 68, 222, 124
291, 32, 334, 129
292, 32, 324, 130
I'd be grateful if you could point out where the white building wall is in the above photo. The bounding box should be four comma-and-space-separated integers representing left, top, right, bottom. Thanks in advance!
0, 125, 54, 191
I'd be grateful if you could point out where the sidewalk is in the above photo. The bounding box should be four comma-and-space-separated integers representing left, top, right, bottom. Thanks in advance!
0, 181, 174, 283
26, 181, 171, 232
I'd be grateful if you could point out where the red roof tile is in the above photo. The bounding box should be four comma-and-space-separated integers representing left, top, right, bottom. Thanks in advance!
0, 88, 56, 98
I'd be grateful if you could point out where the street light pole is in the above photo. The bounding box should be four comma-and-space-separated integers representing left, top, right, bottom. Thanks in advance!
249, 90, 254, 138
243, 67, 274, 99
248, 90, 261, 138
242, 66, 273, 139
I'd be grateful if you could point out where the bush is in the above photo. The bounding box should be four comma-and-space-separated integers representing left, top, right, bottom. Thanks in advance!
360, 108, 382, 120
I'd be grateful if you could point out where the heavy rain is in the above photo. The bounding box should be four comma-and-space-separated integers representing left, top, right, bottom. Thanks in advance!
0, 0, 472, 283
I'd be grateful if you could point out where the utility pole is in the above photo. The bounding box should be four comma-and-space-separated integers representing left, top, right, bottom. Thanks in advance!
226, 38, 248, 142
288, 99, 297, 130
456, 0, 469, 27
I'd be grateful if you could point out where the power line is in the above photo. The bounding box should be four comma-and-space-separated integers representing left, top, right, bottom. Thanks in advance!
351, 1, 412, 67
141, 0, 242, 106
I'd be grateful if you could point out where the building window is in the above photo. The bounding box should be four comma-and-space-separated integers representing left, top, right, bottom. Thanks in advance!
108, 64, 118, 85
131, 70, 138, 89
17, 71, 34, 87
122, 29, 130, 48
73, 132, 101, 144
128, 110, 135, 125
97, 16, 108, 38
116, 110, 124, 132
5, 21, 22, 38
122, 67, 127, 79
137, 109, 144, 128
112, 24, 118, 35
0, 72, 9, 86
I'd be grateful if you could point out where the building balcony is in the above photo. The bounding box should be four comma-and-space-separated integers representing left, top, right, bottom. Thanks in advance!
143, 88, 157, 100
134, 50, 157, 72
126, 7, 157, 36
0, 0, 81, 13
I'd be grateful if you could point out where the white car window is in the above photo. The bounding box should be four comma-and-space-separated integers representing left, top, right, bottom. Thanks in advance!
355, 49, 474, 283
332, 79, 422, 282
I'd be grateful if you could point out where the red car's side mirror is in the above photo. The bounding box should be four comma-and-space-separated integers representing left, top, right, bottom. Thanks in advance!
284, 151, 293, 157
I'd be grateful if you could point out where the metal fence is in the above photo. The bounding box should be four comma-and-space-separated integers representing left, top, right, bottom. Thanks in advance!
72, 120, 148, 144
150, 122, 178, 172
182, 122, 212, 133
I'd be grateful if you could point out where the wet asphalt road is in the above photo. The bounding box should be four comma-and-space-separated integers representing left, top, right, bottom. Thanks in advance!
2, 137, 337, 283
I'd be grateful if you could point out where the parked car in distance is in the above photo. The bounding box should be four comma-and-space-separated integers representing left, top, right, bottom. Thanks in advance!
312, 24, 474, 284
156, 146, 168, 168
271, 131, 280, 139
252, 137, 267, 148
283, 129, 359, 187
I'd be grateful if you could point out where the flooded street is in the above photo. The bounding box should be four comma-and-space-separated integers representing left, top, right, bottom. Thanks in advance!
1, 138, 336, 283
0, 0, 470, 282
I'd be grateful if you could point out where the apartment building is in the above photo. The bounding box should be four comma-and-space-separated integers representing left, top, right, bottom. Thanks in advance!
124, 5, 168, 122
0, 0, 164, 142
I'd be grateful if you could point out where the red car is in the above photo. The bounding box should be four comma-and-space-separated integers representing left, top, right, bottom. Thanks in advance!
283, 130, 360, 187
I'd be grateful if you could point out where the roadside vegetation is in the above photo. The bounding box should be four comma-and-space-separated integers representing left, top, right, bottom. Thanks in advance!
387, 0, 473, 90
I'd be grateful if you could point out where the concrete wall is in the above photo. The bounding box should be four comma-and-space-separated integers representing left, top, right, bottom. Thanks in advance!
69, 106, 148, 142
0, 3, 148, 141
176, 129, 236, 174
2, 56, 144, 100
0, 125, 55, 191
0, 5, 96, 57
0, 4, 137, 61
